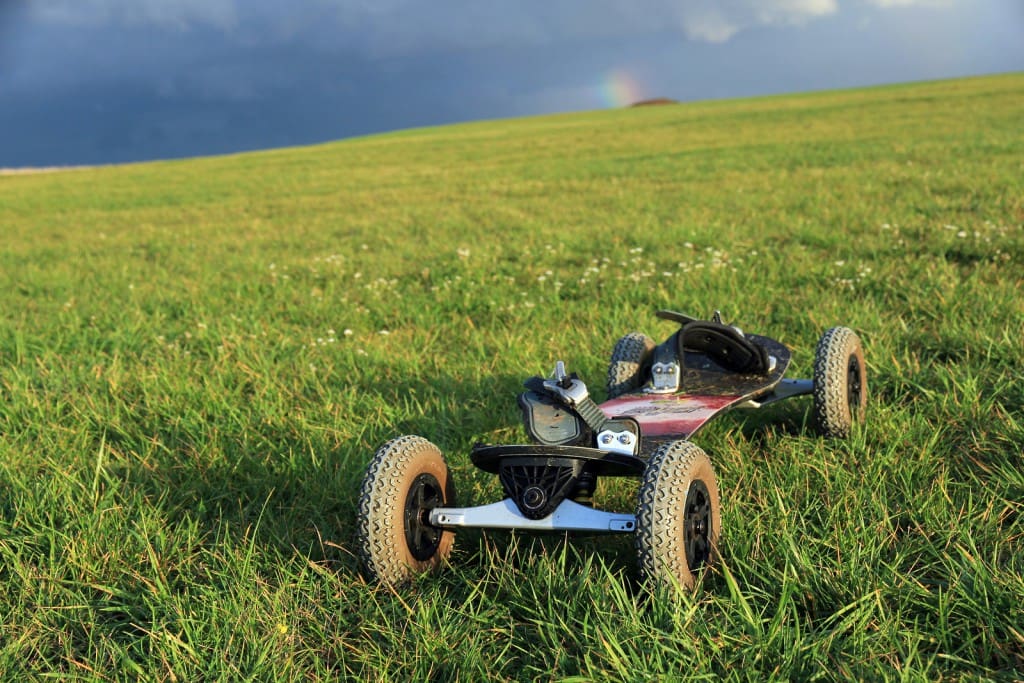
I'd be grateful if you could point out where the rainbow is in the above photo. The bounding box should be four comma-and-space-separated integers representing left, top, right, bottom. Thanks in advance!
599, 69, 645, 108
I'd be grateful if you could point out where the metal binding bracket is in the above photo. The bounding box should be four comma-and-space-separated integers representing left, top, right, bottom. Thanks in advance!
430, 498, 637, 533
541, 361, 613, 437
596, 428, 637, 456
645, 335, 682, 394
648, 360, 680, 394
542, 360, 589, 406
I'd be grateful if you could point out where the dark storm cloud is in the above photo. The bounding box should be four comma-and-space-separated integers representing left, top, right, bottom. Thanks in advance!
26, 0, 844, 53
1, 0, 1021, 167
0, 1, 28, 62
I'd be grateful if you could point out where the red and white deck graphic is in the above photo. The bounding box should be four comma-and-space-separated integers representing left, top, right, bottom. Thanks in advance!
600, 394, 740, 438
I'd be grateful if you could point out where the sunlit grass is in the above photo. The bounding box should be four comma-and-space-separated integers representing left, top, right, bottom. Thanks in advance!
1, 73, 1022, 680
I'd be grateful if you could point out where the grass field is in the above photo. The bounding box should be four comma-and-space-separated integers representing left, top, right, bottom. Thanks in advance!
1, 72, 1022, 681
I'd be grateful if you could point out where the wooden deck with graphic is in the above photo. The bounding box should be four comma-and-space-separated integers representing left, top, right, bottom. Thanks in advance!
600, 334, 791, 442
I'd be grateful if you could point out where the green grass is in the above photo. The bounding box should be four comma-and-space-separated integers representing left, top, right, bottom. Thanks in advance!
1, 72, 1022, 680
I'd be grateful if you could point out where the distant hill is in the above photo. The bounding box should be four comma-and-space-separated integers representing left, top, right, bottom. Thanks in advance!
630, 97, 679, 107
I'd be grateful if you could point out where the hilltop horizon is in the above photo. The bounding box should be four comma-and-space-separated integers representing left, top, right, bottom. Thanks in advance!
2, 70, 1020, 172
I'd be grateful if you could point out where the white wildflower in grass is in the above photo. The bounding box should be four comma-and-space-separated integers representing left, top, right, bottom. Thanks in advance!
343, 329, 353, 337
833, 278, 856, 290
379, 330, 390, 336
457, 247, 470, 259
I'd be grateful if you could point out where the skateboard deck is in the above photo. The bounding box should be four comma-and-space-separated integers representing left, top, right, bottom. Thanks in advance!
600, 334, 791, 443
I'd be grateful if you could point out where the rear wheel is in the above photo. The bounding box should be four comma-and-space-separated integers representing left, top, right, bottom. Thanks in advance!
635, 440, 720, 590
356, 435, 456, 584
812, 327, 867, 438
607, 332, 655, 398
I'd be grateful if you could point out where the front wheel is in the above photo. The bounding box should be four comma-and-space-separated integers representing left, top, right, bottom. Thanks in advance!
607, 332, 655, 398
356, 435, 456, 585
635, 440, 720, 590
812, 327, 867, 438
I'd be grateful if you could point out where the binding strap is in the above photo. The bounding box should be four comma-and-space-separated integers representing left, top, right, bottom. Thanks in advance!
680, 321, 771, 374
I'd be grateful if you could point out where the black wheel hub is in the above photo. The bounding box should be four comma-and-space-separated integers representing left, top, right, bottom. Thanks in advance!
684, 480, 712, 571
499, 457, 586, 520
404, 473, 445, 561
847, 355, 862, 416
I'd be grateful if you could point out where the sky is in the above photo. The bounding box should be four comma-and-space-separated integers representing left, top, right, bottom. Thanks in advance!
1, 0, 1022, 168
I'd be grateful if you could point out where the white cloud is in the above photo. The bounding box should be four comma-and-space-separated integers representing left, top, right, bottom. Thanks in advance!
866, 0, 953, 6
671, 5, 744, 43
756, 0, 839, 24
31, 0, 238, 32
665, 0, 839, 42
322, 0, 846, 53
